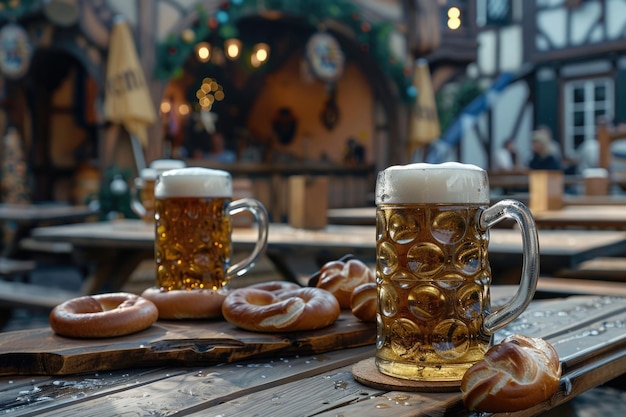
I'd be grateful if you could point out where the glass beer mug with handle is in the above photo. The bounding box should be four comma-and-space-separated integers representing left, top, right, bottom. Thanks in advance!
131, 167, 158, 222
132, 160, 187, 222
374, 162, 539, 383
154, 167, 269, 291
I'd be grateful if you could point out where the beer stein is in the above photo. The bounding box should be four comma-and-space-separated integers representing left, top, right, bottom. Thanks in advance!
131, 168, 158, 222
374, 162, 538, 383
132, 159, 187, 222
154, 167, 269, 290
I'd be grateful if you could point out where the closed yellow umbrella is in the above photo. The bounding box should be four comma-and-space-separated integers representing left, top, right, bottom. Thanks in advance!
103, 17, 156, 148
408, 59, 440, 154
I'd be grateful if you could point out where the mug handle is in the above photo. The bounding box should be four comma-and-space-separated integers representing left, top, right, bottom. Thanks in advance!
130, 177, 147, 219
479, 199, 539, 334
226, 198, 269, 279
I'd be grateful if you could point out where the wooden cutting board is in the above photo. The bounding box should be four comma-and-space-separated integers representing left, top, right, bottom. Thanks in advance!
0, 312, 375, 376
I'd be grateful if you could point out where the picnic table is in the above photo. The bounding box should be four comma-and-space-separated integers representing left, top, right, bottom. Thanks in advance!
532, 205, 626, 229
0, 203, 97, 257
0, 288, 624, 416
30, 220, 626, 291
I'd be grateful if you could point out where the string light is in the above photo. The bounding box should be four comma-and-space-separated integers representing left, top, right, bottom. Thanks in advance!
160, 101, 171, 114
251, 43, 270, 67
196, 77, 224, 111
195, 42, 211, 63
178, 103, 190, 116
447, 7, 461, 30
224, 38, 242, 59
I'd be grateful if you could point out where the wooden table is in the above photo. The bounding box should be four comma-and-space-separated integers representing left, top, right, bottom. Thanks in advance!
533, 205, 626, 229
327, 206, 375, 225
0, 291, 624, 416
328, 198, 626, 227
0, 203, 97, 256
31, 220, 626, 291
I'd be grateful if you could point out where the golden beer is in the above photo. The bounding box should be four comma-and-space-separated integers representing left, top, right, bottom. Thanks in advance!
155, 196, 232, 290
154, 167, 269, 291
375, 203, 491, 381
375, 162, 538, 383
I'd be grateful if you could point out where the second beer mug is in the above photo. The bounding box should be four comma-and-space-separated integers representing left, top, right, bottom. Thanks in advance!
154, 167, 269, 291
374, 162, 539, 383
132, 159, 187, 222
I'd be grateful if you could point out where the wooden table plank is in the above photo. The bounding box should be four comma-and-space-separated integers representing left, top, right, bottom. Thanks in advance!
33, 220, 626, 288
0, 294, 624, 417
533, 205, 626, 229
0, 346, 376, 417
0, 312, 375, 376
0, 367, 188, 417
0, 203, 97, 257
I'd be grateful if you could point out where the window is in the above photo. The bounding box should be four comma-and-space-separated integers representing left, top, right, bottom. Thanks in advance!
563, 77, 614, 158
476, 0, 512, 27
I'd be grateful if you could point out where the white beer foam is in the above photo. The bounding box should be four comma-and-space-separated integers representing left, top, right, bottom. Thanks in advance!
376, 162, 489, 204
149, 159, 187, 173
139, 168, 158, 180
155, 167, 232, 198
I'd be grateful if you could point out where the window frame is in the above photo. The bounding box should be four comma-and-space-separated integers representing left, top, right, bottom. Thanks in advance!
562, 77, 614, 159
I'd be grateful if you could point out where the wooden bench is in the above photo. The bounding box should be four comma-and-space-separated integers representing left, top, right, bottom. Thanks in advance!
18, 238, 73, 255
0, 280, 81, 330
555, 257, 626, 281
0, 258, 36, 281
536, 276, 626, 298
0, 280, 80, 310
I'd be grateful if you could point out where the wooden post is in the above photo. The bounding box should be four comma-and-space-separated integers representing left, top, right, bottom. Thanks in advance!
597, 122, 612, 171
582, 168, 609, 196
529, 170, 563, 212
288, 176, 328, 230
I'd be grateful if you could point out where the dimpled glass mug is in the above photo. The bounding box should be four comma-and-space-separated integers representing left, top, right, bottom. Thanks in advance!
374, 162, 539, 382
154, 167, 269, 291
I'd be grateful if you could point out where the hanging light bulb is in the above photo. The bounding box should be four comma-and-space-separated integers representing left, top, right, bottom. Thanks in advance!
160, 100, 172, 114
195, 42, 211, 63
251, 42, 270, 67
224, 38, 242, 60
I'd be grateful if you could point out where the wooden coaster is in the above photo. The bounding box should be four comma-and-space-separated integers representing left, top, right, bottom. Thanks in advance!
352, 357, 461, 392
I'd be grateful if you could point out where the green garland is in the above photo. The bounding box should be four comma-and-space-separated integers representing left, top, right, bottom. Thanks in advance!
155, 0, 415, 102
0, 0, 38, 21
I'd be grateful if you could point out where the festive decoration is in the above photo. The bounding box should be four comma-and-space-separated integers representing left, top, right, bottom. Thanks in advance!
0, 0, 38, 22
97, 166, 136, 220
0, 23, 32, 79
155, 0, 415, 102
1, 126, 31, 249
306, 32, 344, 83
272, 107, 297, 145
320, 86, 340, 130
196, 77, 224, 111
1, 126, 30, 205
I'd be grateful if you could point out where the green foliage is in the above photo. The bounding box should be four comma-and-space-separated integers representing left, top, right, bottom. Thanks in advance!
154, 0, 415, 102
436, 78, 484, 134
0, 0, 38, 22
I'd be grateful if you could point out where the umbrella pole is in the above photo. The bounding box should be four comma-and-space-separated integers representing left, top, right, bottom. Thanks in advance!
130, 135, 146, 172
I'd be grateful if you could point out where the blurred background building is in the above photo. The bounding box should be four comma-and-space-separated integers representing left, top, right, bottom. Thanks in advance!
1, 0, 624, 220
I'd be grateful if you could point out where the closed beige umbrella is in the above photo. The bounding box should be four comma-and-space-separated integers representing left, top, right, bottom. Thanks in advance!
103, 17, 156, 151
408, 59, 440, 155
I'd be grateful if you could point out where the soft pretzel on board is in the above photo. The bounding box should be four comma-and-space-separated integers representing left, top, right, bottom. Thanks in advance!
461, 334, 562, 412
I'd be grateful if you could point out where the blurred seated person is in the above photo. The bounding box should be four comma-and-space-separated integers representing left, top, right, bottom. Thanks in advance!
205, 132, 236, 163
492, 137, 523, 173
528, 128, 561, 170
